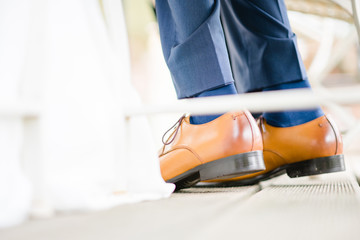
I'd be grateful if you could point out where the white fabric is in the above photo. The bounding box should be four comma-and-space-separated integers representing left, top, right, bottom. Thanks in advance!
0, 0, 32, 228
0, 0, 174, 228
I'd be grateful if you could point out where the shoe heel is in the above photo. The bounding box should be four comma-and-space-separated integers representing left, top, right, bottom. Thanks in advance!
286, 154, 345, 178
199, 150, 265, 181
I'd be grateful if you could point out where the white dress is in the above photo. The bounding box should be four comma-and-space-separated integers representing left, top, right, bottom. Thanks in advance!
0, 0, 174, 228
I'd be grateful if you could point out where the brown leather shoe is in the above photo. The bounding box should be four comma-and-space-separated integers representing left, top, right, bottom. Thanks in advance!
159, 111, 265, 190
205, 115, 345, 186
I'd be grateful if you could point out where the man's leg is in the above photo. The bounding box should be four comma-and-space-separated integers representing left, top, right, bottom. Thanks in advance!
156, 0, 264, 190
207, 0, 345, 186
156, 0, 237, 124
220, 0, 323, 127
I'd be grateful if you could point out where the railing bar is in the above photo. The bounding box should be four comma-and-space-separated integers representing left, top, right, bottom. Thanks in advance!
124, 89, 360, 117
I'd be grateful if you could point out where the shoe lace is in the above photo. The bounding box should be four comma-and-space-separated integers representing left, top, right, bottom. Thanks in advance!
162, 114, 186, 146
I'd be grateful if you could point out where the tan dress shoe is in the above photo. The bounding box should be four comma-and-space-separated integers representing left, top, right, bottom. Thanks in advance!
159, 111, 265, 190
205, 115, 345, 186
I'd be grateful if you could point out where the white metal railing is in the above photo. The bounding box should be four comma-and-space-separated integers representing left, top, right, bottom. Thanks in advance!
123, 88, 360, 117
0, 103, 40, 117
0, 102, 49, 221
123, 87, 360, 150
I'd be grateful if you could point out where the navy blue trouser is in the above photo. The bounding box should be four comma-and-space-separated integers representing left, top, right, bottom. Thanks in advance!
156, 0, 308, 98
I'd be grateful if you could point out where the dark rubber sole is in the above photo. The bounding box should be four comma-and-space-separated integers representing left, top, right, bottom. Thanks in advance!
197, 154, 346, 188
168, 150, 265, 191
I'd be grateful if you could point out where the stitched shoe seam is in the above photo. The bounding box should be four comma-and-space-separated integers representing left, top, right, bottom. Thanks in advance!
162, 146, 203, 164
325, 116, 339, 155
244, 111, 255, 151
263, 149, 287, 163
183, 111, 245, 127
